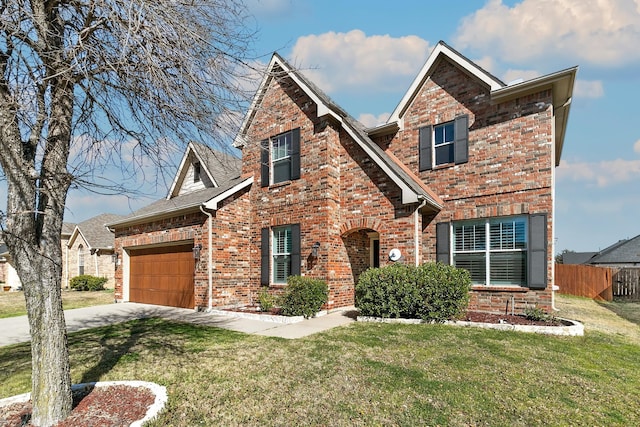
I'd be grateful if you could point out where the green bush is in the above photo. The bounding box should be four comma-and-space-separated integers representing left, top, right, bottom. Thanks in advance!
70, 275, 107, 291
355, 262, 471, 322
257, 288, 276, 312
280, 276, 329, 318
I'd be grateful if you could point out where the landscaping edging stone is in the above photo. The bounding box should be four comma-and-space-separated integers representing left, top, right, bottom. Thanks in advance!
0, 380, 167, 427
357, 316, 584, 336
209, 309, 328, 324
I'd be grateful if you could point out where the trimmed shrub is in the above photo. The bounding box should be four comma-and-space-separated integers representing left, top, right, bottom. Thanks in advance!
70, 275, 107, 291
280, 276, 329, 318
355, 262, 471, 322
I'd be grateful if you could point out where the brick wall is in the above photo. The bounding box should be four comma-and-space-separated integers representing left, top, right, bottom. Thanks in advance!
242, 68, 421, 309
67, 235, 116, 289
379, 58, 556, 313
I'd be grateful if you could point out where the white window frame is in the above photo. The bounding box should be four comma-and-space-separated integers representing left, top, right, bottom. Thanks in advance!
78, 244, 85, 276
271, 132, 292, 184
272, 226, 292, 284
433, 121, 455, 167
452, 216, 528, 286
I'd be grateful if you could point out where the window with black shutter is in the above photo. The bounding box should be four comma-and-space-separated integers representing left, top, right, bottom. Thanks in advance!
419, 114, 469, 171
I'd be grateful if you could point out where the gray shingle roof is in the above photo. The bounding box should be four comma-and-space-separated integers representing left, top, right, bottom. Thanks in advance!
76, 213, 124, 249
562, 252, 597, 265
190, 143, 242, 188
108, 175, 248, 228
589, 235, 640, 264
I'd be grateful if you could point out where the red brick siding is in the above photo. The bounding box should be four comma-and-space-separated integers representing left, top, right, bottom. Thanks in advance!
380, 58, 555, 313
242, 70, 421, 309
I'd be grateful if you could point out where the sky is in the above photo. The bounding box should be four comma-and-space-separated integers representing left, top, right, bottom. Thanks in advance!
3, 0, 639, 254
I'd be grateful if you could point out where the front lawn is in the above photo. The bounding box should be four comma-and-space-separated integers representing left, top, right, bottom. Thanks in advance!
0, 289, 114, 319
1, 295, 639, 426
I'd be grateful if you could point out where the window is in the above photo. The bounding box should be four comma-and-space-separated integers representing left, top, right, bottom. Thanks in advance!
272, 226, 292, 283
261, 128, 300, 186
78, 244, 85, 275
271, 133, 292, 184
193, 163, 201, 182
261, 224, 301, 285
452, 217, 528, 286
419, 115, 469, 171
434, 122, 455, 165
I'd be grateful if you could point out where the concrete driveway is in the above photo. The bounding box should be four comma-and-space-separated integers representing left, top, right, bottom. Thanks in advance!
0, 303, 356, 347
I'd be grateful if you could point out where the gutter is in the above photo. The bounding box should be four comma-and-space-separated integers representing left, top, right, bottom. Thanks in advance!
199, 205, 214, 312
415, 197, 427, 266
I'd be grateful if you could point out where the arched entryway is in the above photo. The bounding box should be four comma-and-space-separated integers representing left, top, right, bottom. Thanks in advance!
340, 219, 383, 287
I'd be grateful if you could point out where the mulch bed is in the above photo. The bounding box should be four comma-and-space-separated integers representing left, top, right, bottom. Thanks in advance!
0, 385, 154, 427
462, 310, 564, 326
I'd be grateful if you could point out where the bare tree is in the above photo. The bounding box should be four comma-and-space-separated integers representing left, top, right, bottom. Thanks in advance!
0, 1, 256, 425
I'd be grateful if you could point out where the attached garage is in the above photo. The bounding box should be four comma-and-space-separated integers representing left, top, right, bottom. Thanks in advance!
129, 244, 195, 309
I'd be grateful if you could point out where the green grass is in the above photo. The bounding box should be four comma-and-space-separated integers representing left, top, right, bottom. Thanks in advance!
1, 295, 639, 426
0, 289, 114, 318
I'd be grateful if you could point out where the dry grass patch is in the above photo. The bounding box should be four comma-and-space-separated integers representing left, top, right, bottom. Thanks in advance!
556, 294, 640, 344
0, 289, 114, 318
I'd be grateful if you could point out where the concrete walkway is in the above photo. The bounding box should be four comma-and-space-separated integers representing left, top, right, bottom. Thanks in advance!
0, 303, 357, 347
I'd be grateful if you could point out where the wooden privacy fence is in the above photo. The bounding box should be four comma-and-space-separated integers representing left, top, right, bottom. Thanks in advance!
554, 264, 613, 301
613, 268, 640, 300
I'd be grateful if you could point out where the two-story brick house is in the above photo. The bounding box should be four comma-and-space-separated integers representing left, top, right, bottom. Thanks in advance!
111, 41, 576, 314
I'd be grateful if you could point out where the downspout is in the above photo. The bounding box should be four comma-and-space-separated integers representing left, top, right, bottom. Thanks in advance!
200, 205, 214, 312
94, 249, 99, 277
414, 197, 427, 266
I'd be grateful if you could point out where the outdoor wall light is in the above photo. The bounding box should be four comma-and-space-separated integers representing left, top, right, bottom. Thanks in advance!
312, 241, 321, 258
193, 244, 202, 260
111, 252, 119, 265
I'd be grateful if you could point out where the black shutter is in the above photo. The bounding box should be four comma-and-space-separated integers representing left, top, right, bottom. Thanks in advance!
260, 139, 269, 187
454, 115, 469, 165
261, 227, 270, 285
528, 214, 547, 289
419, 125, 432, 171
291, 224, 301, 276
436, 222, 450, 264
290, 128, 301, 180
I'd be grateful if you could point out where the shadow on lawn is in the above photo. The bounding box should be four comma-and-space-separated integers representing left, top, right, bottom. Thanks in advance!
75, 319, 155, 384
596, 300, 640, 328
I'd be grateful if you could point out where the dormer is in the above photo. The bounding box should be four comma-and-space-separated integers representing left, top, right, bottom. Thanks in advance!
167, 142, 242, 199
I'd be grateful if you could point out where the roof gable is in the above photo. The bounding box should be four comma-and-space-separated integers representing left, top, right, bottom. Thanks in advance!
386, 41, 577, 166
234, 53, 441, 209
388, 41, 505, 124
590, 235, 640, 264
68, 213, 123, 250
167, 142, 241, 199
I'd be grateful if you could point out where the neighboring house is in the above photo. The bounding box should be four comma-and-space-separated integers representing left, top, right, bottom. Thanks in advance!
110, 41, 577, 314
565, 236, 640, 268
0, 243, 21, 291
1, 222, 75, 291
61, 222, 76, 288
66, 213, 123, 288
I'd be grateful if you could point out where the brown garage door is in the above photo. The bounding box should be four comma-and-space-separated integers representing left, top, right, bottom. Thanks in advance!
129, 244, 195, 308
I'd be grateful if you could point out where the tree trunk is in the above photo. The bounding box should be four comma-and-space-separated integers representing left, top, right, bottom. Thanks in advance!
20, 254, 72, 426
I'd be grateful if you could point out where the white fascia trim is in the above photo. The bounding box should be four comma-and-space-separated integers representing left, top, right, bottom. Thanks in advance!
166, 142, 195, 199
233, 56, 283, 148
388, 43, 504, 124
340, 122, 419, 205
233, 55, 340, 148
203, 176, 254, 210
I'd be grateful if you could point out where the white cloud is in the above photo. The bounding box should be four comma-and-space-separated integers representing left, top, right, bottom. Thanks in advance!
634, 139, 640, 154
359, 112, 391, 128
502, 69, 541, 84
557, 158, 640, 187
573, 79, 605, 98
290, 30, 432, 93
455, 0, 640, 67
